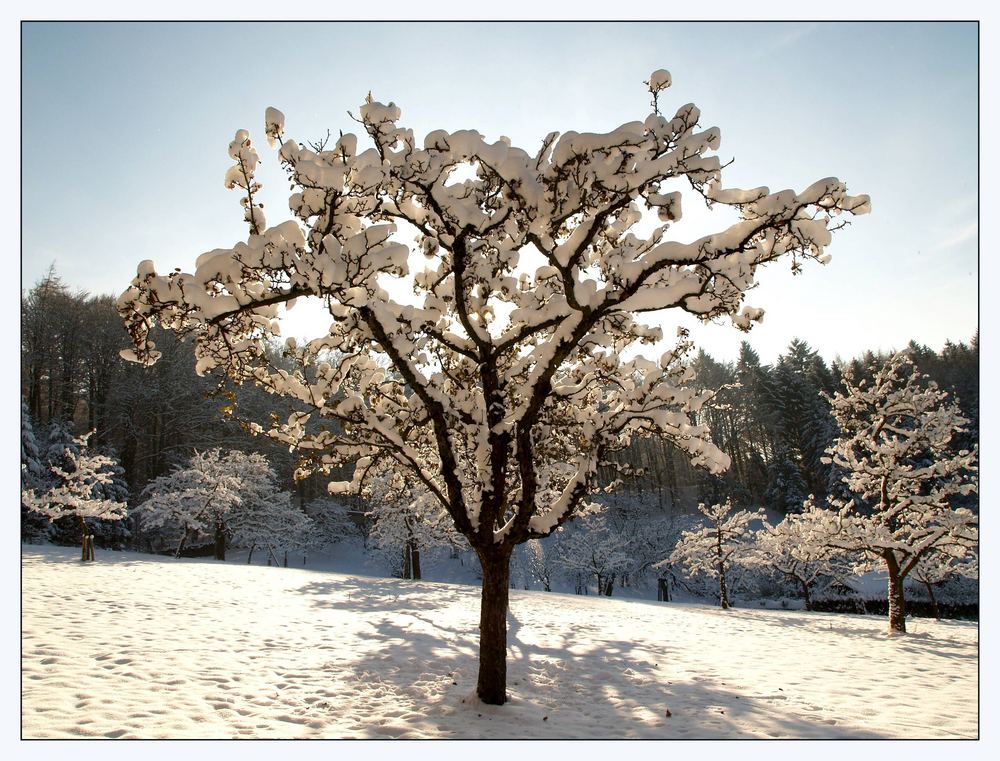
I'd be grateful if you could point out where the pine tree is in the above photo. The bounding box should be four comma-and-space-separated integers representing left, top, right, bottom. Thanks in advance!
21, 398, 50, 542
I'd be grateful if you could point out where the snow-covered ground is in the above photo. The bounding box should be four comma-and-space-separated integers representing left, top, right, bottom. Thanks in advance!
21, 545, 977, 739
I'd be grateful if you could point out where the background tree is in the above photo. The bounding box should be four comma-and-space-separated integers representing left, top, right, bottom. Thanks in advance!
117, 68, 868, 704
226, 460, 311, 565
751, 502, 851, 610
302, 497, 361, 556
21, 432, 129, 560
660, 499, 764, 609
554, 509, 632, 596
911, 547, 978, 621
133, 448, 296, 560
821, 351, 978, 633
363, 461, 464, 580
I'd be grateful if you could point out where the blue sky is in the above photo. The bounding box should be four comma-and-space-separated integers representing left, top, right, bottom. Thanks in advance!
20, 21, 978, 364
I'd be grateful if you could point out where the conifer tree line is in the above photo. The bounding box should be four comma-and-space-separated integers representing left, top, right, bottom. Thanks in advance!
607, 334, 978, 516
20, 268, 979, 558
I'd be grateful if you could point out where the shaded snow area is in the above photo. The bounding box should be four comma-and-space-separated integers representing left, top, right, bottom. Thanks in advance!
22, 546, 977, 740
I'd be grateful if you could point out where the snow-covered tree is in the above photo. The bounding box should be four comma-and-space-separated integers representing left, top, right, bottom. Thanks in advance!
511, 537, 559, 592
363, 461, 464, 579
134, 449, 301, 561
21, 431, 129, 561
227, 463, 311, 562
555, 510, 633, 596
911, 546, 978, 620
820, 351, 978, 633
21, 398, 45, 487
660, 499, 763, 608
117, 69, 868, 703
751, 503, 851, 610
302, 497, 359, 553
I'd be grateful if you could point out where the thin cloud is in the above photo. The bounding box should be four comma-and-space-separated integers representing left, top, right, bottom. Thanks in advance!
750, 23, 819, 60
933, 221, 978, 252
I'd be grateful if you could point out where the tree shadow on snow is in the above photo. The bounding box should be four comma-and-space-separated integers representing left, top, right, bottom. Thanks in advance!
289, 576, 891, 739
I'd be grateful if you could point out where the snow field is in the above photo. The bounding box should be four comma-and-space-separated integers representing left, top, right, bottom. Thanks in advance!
22, 546, 977, 739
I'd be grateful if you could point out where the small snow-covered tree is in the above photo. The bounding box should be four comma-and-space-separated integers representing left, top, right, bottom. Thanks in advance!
661, 499, 763, 608
363, 461, 463, 579
911, 546, 978, 620
511, 537, 559, 591
21, 432, 128, 561
751, 502, 851, 610
555, 510, 632, 596
20, 398, 45, 487
117, 68, 868, 703
227, 464, 311, 563
135, 449, 243, 558
302, 497, 359, 553
821, 351, 978, 633
135, 449, 300, 561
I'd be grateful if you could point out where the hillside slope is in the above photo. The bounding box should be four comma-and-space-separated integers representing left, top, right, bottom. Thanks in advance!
21, 546, 977, 739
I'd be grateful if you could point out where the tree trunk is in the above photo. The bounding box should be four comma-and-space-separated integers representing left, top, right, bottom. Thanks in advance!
716, 526, 729, 609
402, 545, 411, 579
214, 522, 226, 561
175, 528, 191, 558
885, 553, 906, 634
801, 579, 812, 612
79, 517, 93, 562
411, 541, 421, 580
247, 544, 255, 564
476, 549, 511, 705
923, 579, 941, 620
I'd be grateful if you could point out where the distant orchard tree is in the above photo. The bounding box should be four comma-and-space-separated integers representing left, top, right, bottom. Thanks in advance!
661, 499, 764, 609
134, 449, 303, 561
821, 351, 978, 634
555, 510, 633, 596
911, 546, 978, 620
302, 497, 360, 553
21, 431, 129, 561
751, 501, 852, 611
363, 461, 463, 580
118, 68, 868, 703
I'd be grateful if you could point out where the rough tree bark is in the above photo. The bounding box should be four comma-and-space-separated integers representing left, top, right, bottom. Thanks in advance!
885, 552, 907, 634
476, 547, 512, 705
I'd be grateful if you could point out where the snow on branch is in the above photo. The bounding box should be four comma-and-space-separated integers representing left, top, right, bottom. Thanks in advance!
119, 68, 868, 556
